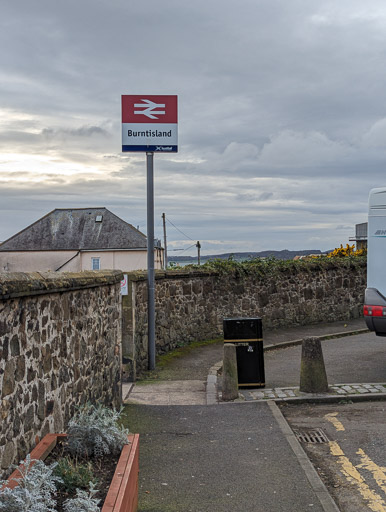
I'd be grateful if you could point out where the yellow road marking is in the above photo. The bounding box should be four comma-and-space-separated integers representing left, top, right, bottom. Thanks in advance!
325, 412, 345, 432
356, 449, 386, 494
330, 441, 344, 457
329, 441, 386, 511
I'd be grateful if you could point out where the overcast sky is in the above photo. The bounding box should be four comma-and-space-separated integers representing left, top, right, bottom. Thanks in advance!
1, 0, 386, 256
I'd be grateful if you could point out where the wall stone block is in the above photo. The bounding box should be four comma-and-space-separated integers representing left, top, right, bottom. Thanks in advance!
2, 360, 15, 397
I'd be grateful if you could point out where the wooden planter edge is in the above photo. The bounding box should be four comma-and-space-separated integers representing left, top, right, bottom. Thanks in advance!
102, 433, 139, 512
3, 433, 139, 512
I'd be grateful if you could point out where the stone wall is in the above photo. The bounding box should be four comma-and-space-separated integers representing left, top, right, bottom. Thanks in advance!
122, 260, 366, 379
0, 270, 123, 478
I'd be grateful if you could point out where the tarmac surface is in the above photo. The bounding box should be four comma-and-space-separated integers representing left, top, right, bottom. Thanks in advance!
123, 402, 329, 512
281, 401, 386, 512
122, 318, 379, 511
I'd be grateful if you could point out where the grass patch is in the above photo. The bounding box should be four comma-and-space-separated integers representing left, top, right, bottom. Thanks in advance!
157, 338, 223, 366
137, 337, 223, 382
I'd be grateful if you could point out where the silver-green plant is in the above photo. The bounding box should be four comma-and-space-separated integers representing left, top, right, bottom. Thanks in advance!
63, 482, 100, 512
0, 455, 62, 512
67, 403, 129, 458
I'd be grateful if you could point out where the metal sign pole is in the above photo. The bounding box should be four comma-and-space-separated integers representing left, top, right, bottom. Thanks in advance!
147, 152, 156, 371
122, 95, 177, 371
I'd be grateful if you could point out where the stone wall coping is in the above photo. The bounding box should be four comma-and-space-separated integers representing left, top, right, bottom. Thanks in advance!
125, 269, 220, 282
0, 270, 123, 300
123, 259, 366, 283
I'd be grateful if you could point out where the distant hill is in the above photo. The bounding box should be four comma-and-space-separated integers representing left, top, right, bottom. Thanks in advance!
169, 249, 328, 263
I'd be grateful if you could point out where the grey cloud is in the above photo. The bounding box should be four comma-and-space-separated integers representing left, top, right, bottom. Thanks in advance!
236, 192, 274, 203
0, 0, 385, 253
42, 126, 111, 138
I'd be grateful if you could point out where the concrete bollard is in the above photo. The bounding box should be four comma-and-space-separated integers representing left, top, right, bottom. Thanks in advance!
222, 343, 239, 401
299, 336, 329, 393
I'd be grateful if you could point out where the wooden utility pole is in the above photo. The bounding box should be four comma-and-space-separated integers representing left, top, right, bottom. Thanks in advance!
196, 241, 201, 265
162, 213, 168, 269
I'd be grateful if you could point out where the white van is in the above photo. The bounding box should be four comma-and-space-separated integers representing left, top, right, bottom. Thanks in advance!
364, 187, 386, 336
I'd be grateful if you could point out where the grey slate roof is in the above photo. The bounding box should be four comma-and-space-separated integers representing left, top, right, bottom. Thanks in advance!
0, 208, 147, 251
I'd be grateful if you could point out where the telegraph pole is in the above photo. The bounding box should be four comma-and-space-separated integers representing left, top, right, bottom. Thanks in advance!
196, 241, 201, 265
162, 213, 168, 270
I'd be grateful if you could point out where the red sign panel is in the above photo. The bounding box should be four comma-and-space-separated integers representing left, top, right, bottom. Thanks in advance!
121, 95, 178, 124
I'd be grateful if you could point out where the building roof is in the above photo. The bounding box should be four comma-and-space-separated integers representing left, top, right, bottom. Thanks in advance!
0, 208, 147, 251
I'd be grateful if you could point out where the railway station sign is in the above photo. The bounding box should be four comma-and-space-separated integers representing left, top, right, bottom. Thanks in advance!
121, 95, 178, 152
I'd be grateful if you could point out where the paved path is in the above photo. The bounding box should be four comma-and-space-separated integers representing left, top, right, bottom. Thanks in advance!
124, 402, 333, 512
123, 318, 369, 406
122, 320, 372, 512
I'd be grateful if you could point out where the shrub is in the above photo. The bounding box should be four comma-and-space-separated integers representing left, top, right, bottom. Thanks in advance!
180, 252, 366, 276
0, 455, 62, 512
327, 243, 367, 258
0, 404, 128, 511
63, 483, 100, 512
67, 403, 129, 458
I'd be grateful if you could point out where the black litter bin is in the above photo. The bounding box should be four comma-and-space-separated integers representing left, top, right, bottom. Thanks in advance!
223, 317, 265, 388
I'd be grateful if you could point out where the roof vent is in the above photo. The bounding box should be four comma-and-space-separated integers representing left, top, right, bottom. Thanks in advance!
95, 215, 103, 222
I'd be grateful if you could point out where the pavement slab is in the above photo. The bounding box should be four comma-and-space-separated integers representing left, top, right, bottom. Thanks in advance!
124, 380, 207, 406
238, 383, 386, 402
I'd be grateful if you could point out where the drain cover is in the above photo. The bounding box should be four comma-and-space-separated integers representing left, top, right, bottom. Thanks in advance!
293, 428, 329, 444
